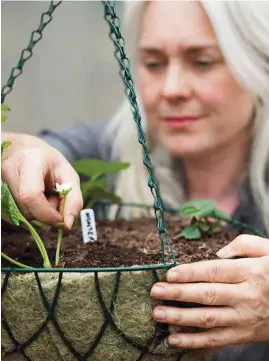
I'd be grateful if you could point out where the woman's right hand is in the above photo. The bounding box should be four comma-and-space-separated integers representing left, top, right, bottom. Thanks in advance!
1, 132, 83, 229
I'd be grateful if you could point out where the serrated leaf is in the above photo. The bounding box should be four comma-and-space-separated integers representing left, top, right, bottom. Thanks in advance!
180, 206, 199, 217
180, 199, 215, 218
178, 225, 202, 240
196, 207, 216, 218
1, 104, 11, 112
1, 182, 25, 226
73, 158, 130, 179
1, 141, 11, 155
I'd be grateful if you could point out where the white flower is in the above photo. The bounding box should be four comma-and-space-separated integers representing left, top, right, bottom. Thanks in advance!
55, 182, 72, 196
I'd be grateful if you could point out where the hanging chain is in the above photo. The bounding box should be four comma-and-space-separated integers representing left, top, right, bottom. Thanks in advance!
1, 1, 62, 104
103, 1, 176, 264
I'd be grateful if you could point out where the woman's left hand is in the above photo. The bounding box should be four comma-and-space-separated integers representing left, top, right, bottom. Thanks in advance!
151, 235, 269, 349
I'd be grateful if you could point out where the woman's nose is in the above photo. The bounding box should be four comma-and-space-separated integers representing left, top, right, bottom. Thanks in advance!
162, 64, 192, 101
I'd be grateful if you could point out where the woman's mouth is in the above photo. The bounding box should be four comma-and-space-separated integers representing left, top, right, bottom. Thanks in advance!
163, 116, 200, 129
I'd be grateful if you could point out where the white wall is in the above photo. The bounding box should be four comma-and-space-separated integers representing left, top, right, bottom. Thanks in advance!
1, 1, 125, 134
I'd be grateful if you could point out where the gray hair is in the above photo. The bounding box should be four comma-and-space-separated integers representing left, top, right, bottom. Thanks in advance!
106, 1, 269, 233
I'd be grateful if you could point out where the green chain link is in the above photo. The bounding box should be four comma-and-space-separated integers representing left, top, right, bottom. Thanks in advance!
103, 1, 176, 265
1, 1, 62, 104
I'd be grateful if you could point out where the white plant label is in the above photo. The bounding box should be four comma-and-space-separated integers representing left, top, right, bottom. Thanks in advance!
80, 209, 97, 243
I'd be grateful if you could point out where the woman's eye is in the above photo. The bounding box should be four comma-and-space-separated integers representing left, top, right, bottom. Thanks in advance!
144, 61, 163, 70
194, 58, 214, 68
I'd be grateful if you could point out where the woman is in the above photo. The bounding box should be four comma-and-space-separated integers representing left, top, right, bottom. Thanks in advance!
2, 1, 269, 360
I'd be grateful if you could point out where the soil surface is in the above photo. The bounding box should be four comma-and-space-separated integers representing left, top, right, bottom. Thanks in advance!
1, 217, 240, 268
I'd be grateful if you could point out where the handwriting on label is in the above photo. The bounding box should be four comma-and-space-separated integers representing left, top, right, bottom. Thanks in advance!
80, 209, 97, 243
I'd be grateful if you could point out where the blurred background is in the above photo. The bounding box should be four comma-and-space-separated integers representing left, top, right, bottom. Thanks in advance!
1, 1, 125, 134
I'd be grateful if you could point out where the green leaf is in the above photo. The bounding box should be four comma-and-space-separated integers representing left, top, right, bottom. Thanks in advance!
1, 104, 11, 112
86, 186, 121, 208
80, 177, 120, 206
90, 177, 108, 189
1, 104, 11, 123
196, 207, 216, 218
1, 186, 10, 221
178, 225, 202, 240
73, 158, 130, 179
1, 182, 25, 226
1, 141, 11, 155
180, 206, 198, 217
199, 222, 210, 232
180, 199, 215, 218
1, 182, 51, 268
80, 177, 108, 200
1, 113, 7, 123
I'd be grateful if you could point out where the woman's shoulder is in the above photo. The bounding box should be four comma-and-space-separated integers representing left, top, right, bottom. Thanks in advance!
39, 119, 117, 162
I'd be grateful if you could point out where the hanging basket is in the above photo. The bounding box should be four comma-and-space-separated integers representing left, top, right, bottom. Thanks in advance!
2, 209, 214, 361
1, 269, 210, 361
1, 208, 261, 361
2, 210, 214, 361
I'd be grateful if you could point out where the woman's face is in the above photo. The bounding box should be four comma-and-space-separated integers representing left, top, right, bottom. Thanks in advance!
138, 1, 255, 158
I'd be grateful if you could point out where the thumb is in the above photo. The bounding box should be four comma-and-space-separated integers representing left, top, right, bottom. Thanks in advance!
217, 235, 269, 258
55, 162, 84, 230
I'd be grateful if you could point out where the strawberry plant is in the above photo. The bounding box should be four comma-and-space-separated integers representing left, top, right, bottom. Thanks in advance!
178, 199, 262, 239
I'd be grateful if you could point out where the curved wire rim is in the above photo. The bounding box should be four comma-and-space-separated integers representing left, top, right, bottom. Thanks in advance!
1, 263, 178, 273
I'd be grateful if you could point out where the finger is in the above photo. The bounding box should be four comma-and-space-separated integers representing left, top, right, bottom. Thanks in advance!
153, 306, 240, 328
54, 162, 83, 229
150, 282, 244, 306
168, 327, 249, 349
166, 259, 249, 284
217, 235, 269, 258
18, 154, 62, 223
47, 195, 60, 210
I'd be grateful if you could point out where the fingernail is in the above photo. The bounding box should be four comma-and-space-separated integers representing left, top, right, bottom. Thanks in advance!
169, 336, 182, 346
216, 247, 234, 258
65, 215, 74, 230
167, 270, 179, 282
153, 308, 166, 321
150, 286, 166, 298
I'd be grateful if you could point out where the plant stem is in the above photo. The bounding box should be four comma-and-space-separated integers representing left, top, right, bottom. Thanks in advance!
1, 252, 32, 269
55, 227, 63, 265
55, 196, 66, 265
23, 219, 51, 268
